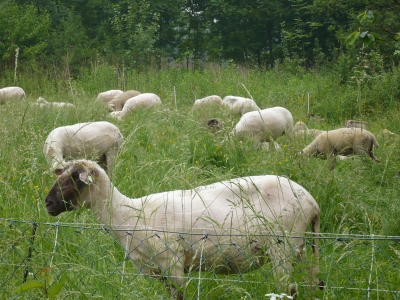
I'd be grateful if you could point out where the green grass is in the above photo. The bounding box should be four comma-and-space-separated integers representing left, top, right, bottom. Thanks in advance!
1, 64, 400, 299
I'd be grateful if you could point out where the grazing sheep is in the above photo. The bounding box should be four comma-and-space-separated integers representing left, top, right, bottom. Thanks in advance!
234, 106, 294, 143
35, 97, 75, 108
222, 95, 260, 115
0, 86, 26, 103
43, 122, 123, 175
95, 90, 124, 103
301, 128, 381, 170
116, 93, 161, 120
293, 121, 323, 138
45, 159, 322, 299
108, 90, 141, 111
193, 95, 222, 106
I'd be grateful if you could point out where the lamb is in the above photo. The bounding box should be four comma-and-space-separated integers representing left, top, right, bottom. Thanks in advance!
193, 95, 222, 106
116, 93, 161, 120
293, 121, 323, 138
0, 86, 26, 103
45, 159, 322, 299
43, 122, 123, 175
234, 106, 294, 143
95, 90, 124, 103
35, 97, 75, 108
300, 127, 381, 170
108, 89, 141, 111
222, 95, 260, 115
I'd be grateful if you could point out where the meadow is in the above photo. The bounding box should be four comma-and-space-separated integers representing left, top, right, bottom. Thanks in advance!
1, 63, 400, 299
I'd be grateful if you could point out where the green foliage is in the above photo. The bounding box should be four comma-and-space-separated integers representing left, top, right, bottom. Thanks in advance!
106, 0, 159, 68
2, 61, 400, 298
0, 2, 51, 68
13, 269, 67, 299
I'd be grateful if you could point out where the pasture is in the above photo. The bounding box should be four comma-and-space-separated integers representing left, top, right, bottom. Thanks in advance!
1, 64, 400, 299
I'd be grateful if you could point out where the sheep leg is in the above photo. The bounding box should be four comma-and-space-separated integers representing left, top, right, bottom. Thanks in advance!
105, 147, 119, 175
157, 249, 185, 299
368, 144, 381, 163
268, 242, 296, 297
328, 154, 336, 170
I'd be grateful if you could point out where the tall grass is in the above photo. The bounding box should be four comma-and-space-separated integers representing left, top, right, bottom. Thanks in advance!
1, 63, 400, 298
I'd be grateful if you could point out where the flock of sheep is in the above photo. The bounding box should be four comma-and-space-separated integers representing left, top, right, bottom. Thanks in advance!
1, 85, 389, 299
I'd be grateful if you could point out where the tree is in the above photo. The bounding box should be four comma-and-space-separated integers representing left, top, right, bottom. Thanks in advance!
0, 2, 51, 69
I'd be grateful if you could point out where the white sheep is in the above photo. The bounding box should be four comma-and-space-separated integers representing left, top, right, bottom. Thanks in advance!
293, 121, 323, 138
45, 159, 322, 299
234, 106, 294, 143
0, 86, 26, 103
43, 122, 123, 175
108, 90, 141, 111
95, 89, 124, 103
116, 93, 161, 120
35, 97, 75, 108
301, 127, 381, 170
222, 95, 260, 115
193, 95, 222, 106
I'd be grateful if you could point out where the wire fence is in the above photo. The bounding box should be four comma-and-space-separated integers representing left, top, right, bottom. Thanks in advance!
1, 218, 400, 299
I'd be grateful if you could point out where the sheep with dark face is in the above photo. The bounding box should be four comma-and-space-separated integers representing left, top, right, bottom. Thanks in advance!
301, 127, 381, 170
45, 159, 323, 299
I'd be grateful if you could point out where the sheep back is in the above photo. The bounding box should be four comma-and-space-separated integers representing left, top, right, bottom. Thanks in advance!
0, 86, 26, 103
96, 90, 124, 103
194, 95, 222, 106
108, 90, 141, 111
234, 106, 294, 142
222, 95, 260, 115
118, 93, 161, 120
43, 121, 124, 172
302, 128, 380, 169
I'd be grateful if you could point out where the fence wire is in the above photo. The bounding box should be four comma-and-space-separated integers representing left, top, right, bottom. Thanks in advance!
1, 218, 399, 299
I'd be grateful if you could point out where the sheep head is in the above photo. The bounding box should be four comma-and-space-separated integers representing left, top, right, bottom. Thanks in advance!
45, 161, 97, 216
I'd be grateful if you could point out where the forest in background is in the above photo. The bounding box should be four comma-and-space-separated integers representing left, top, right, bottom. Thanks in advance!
1, 0, 400, 75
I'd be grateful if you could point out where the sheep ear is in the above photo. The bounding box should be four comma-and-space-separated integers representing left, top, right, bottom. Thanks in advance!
79, 172, 94, 185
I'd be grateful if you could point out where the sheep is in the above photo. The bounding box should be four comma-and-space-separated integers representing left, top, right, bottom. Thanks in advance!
116, 93, 161, 120
234, 106, 294, 144
293, 121, 323, 138
0, 86, 26, 103
45, 159, 323, 299
222, 95, 260, 116
193, 95, 222, 106
108, 89, 141, 111
95, 89, 124, 103
35, 97, 75, 108
43, 122, 123, 175
300, 127, 381, 170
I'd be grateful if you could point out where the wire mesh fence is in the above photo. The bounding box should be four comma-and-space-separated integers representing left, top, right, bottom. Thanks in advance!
1, 218, 400, 299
